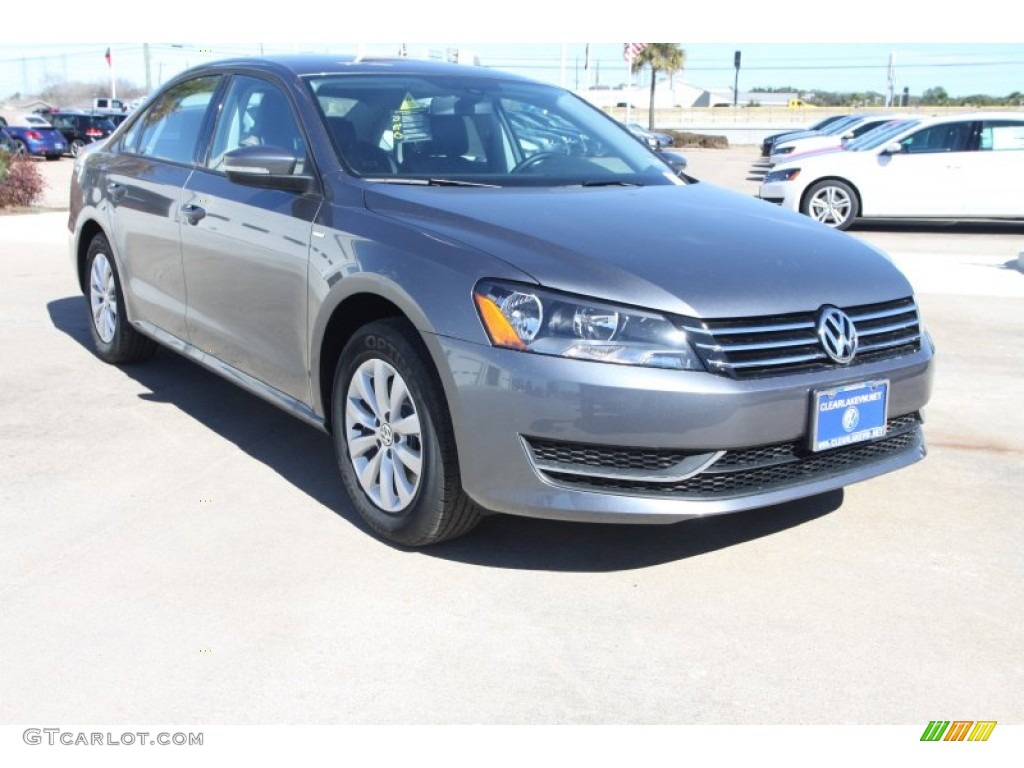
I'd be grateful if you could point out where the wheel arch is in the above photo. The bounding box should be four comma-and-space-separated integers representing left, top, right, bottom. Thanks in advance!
75, 218, 109, 294
313, 286, 450, 435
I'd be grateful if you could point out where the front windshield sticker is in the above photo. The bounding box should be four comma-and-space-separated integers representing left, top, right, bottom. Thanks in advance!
392, 92, 431, 143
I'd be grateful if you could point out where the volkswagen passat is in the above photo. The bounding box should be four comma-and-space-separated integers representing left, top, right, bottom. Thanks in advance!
760, 112, 1024, 230
69, 56, 934, 546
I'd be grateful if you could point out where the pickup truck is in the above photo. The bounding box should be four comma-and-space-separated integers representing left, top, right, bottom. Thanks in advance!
92, 98, 127, 113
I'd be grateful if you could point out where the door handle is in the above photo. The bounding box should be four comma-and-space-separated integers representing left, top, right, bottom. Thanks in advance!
105, 182, 126, 203
181, 203, 206, 225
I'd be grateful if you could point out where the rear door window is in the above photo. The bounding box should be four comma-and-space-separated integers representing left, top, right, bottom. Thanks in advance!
127, 76, 221, 165
978, 120, 1024, 151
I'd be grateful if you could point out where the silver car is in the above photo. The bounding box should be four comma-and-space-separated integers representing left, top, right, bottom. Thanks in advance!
69, 56, 934, 546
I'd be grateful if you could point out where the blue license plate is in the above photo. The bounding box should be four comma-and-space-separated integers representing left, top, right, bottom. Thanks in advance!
811, 380, 888, 452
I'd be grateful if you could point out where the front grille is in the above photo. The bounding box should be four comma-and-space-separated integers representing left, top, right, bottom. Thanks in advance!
540, 413, 922, 498
682, 297, 922, 379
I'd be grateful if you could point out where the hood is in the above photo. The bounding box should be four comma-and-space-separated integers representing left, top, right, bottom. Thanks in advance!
784, 145, 848, 164
363, 181, 912, 319
767, 128, 821, 144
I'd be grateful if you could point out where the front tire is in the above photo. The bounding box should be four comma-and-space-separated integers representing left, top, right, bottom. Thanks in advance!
332, 319, 481, 546
802, 179, 859, 231
85, 233, 157, 364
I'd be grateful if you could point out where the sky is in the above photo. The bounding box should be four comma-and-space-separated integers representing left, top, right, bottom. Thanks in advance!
1, 3, 1021, 101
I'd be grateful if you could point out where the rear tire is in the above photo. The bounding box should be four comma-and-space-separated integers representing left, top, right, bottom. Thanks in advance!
85, 233, 157, 364
70, 139, 86, 157
332, 319, 481, 546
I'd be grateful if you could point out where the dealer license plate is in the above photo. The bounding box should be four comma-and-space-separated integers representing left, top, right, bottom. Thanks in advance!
810, 380, 889, 452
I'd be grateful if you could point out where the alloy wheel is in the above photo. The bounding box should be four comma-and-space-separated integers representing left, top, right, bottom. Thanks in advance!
89, 252, 117, 343
344, 359, 423, 513
808, 186, 853, 227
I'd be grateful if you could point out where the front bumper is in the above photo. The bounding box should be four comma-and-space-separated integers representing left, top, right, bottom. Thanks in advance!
758, 180, 802, 211
432, 334, 934, 524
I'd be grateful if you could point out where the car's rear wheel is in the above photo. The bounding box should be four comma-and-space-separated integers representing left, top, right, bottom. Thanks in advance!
70, 139, 86, 157
332, 319, 481, 546
12, 139, 27, 156
802, 179, 859, 230
85, 233, 157, 364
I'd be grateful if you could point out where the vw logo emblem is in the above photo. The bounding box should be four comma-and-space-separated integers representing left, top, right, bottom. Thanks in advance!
379, 423, 394, 447
842, 406, 860, 433
817, 306, 858, 364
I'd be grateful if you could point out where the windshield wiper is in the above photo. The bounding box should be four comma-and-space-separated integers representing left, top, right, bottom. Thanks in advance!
579, 180, 642, 187
427, 178, 500, 188
362, 177, 500, 188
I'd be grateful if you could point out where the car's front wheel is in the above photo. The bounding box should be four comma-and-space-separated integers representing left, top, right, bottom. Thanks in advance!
802, 179, 859, 230
85, 233, 157, 364
332, 319, 481, 546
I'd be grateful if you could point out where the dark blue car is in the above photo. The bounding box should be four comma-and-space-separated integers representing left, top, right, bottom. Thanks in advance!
0, 113, 66, 159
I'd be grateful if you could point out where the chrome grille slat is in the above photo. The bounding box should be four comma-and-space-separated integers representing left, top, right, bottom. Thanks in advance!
848, 306, 917, 321
858, 333, 922, 352
687, 320, 816, 336
726, 351, 829, 369
694, 336, 816, 353
857, 320, 920, 336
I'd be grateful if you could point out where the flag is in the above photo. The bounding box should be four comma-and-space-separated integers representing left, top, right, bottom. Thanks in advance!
104, 47, 111, 68
623, 43, 647, 62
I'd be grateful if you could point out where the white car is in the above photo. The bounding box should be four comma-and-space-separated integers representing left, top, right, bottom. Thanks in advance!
769, 115, 904, 166
759, 112, 1024, 230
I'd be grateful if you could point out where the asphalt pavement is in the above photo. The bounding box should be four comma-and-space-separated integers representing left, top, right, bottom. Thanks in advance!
1, 150, 1022, 725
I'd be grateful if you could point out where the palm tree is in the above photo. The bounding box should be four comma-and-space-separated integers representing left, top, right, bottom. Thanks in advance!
631, 44, 686, 130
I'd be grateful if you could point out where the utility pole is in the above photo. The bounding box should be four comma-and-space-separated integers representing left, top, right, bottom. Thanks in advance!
886, 52, 896, 108
109, 44, 116, 100
733, 50, 741, 108
144, 43, 152, 92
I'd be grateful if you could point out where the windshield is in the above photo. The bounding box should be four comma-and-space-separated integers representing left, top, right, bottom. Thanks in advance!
305, 73, 680, 187
820, 116, 865, 135
848, 119, 921, 151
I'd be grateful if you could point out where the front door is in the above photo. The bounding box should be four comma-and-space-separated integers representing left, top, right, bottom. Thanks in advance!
180, 75, 321, 403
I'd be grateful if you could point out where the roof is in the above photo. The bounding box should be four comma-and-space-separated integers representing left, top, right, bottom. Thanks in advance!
176, 54, 536, 85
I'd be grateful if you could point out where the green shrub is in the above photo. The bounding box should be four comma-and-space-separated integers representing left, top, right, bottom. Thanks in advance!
0, 154, 45, 209
666, 131, 730, 149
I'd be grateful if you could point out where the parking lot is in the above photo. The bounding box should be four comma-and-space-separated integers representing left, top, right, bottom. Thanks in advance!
1, 149, 1022, 725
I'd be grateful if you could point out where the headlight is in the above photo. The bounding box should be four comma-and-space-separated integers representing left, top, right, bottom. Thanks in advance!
764, 168, 801, 183
473, 280, 704, 371
775, 146, 795, 155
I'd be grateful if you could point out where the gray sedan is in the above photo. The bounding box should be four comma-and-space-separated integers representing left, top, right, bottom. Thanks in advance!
69, 55, 933, 546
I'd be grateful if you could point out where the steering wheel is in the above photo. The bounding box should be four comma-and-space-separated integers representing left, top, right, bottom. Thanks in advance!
511, 152, 561, 174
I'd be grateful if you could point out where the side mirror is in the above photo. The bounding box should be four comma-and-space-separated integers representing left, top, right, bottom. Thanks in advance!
223, 145, 314, 192
882, 142, 903, 155
658, 150, 688, 175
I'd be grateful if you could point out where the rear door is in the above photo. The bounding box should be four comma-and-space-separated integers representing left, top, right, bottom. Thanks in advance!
100, 75, 222, 341
964, 119, 1024, 217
